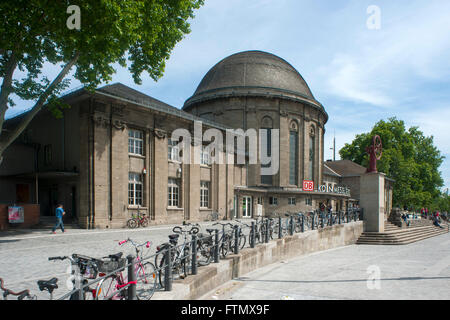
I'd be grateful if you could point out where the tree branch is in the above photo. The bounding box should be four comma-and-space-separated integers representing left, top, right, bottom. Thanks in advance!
0, 52, 80, 160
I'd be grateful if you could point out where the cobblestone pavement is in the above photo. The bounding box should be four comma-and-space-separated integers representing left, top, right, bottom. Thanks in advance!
201, 232, 450, 300
0, 220, 248, 300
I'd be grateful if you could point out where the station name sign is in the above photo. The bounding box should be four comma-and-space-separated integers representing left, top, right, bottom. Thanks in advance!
302, 180, 350, 196
317, 184, 351, 196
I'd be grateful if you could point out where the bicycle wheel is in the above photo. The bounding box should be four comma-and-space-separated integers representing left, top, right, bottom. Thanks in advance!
197, 242, 213, 266
158, 256, 181, 288
140, 217, 149, 228
239, 234, 246, 249
127, 218, 138, 229
95, 275, 119, 300
136, 262, 157, 300
220, 237, 230, 258
182, 247, 191, 277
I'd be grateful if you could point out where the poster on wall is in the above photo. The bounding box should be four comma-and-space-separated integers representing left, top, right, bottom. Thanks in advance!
8, 206, 24, 224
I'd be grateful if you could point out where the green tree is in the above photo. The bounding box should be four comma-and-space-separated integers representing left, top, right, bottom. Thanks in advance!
339, 117, 445, 209
0, 0, 204, 162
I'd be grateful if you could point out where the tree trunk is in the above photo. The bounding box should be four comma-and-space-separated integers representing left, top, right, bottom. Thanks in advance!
0, 53, 18, 135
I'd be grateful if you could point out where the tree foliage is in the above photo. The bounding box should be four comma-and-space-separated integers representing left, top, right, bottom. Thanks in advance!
339, 117, 445, 209
0, 0, 204, 160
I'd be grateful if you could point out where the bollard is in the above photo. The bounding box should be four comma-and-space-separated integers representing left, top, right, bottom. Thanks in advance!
339, 211, 341, 224
289, 216, 294, 235
264, 219, 269, 243
250, 222, 256, 248
164, 247, 172, 291
214, 229, 219, 263
301, 215, 304, 233
321, 213, 324, 229
278, 217, 282, 239
191, 234, 198, 275
127, 255, 137, 300
234, 226, 239, 254
312, 214, 315, 230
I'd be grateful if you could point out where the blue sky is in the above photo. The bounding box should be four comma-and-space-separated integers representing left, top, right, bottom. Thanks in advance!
6, 0, 450, 190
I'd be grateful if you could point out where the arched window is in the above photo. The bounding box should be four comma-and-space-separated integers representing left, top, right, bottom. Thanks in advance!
261, 115, 273, 185
289, 120, 299, 186
309, 125, 315, 181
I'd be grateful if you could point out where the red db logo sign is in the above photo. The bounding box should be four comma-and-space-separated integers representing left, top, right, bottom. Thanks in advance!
303, 180, 314, 191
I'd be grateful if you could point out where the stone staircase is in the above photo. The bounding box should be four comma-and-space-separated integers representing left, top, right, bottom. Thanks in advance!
357, 220, 449, 245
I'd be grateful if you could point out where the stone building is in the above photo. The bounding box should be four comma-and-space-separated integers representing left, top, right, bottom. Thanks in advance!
0, 50, 384, 229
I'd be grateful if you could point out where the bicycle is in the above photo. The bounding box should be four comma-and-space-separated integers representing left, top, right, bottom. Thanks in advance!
206, 211, 219, 221
212, 222, 235, 257
115, 238, 157, 300
127, 206, 149, 228
92, 252, 135, 300
233, 220, 250, 249
48, 254, 101, 300
156, 225, 199, 288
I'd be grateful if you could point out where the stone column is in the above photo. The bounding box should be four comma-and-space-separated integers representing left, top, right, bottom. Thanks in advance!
359, 172, 385, 232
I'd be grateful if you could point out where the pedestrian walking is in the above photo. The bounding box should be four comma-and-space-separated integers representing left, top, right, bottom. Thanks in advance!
52, 204, 65, 234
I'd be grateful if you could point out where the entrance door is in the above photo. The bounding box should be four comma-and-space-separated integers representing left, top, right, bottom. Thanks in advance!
242, 196, 252, 218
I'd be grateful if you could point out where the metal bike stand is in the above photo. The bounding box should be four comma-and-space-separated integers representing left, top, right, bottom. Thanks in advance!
164, 248, 172, 291
250, 222, 256, 248
234, 226, 239, 254
127, 255, 137, 300
278, 217, 282, 239
191, 235, 198, 275
214, 229, 220, 263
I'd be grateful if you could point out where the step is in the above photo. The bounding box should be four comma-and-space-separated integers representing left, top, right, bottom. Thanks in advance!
360, 227, 447, 240
358, 230, 447, 242
357, 229, 448, 245
361, 226, 444, 237
357, 224, 448, 245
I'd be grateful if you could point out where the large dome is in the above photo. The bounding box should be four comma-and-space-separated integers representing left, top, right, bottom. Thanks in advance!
183, 50, 324, 111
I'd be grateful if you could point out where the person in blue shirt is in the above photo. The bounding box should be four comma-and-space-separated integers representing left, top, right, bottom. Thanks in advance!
52, 204, 65, 234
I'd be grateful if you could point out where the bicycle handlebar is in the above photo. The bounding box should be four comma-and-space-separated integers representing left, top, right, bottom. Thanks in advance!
173, 226, 199, 235
0, 278, 31, 298
119, 238, 151, 248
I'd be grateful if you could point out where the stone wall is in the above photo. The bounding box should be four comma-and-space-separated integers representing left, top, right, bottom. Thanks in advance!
0, 204, 40, 230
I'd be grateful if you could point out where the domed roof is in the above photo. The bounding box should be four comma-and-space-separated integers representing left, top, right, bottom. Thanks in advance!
183, 50, 324, 112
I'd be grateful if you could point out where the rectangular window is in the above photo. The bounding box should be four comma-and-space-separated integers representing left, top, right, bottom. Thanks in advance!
168, 178, 180, 207
269, 197, 278, 205
201, 148, 211, 165
305, 197, 312, 206
168, 138, 180, 162
289, 131, 298, 185
128, 129, 144, 155
200, 181, 210, 208
288, 197, 296, 205
128, 173, 143, 206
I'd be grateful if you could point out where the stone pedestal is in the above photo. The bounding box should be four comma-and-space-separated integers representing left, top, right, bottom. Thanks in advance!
359, 172, 385, 232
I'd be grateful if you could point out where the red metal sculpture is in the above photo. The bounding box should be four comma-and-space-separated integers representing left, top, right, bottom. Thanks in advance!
366, 135, 382, 173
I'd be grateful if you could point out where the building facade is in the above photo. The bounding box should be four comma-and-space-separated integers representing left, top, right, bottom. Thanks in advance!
0, 51, 391, 229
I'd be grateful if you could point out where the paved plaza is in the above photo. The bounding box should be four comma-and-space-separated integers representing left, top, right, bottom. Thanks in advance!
202, 232, 450, 300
